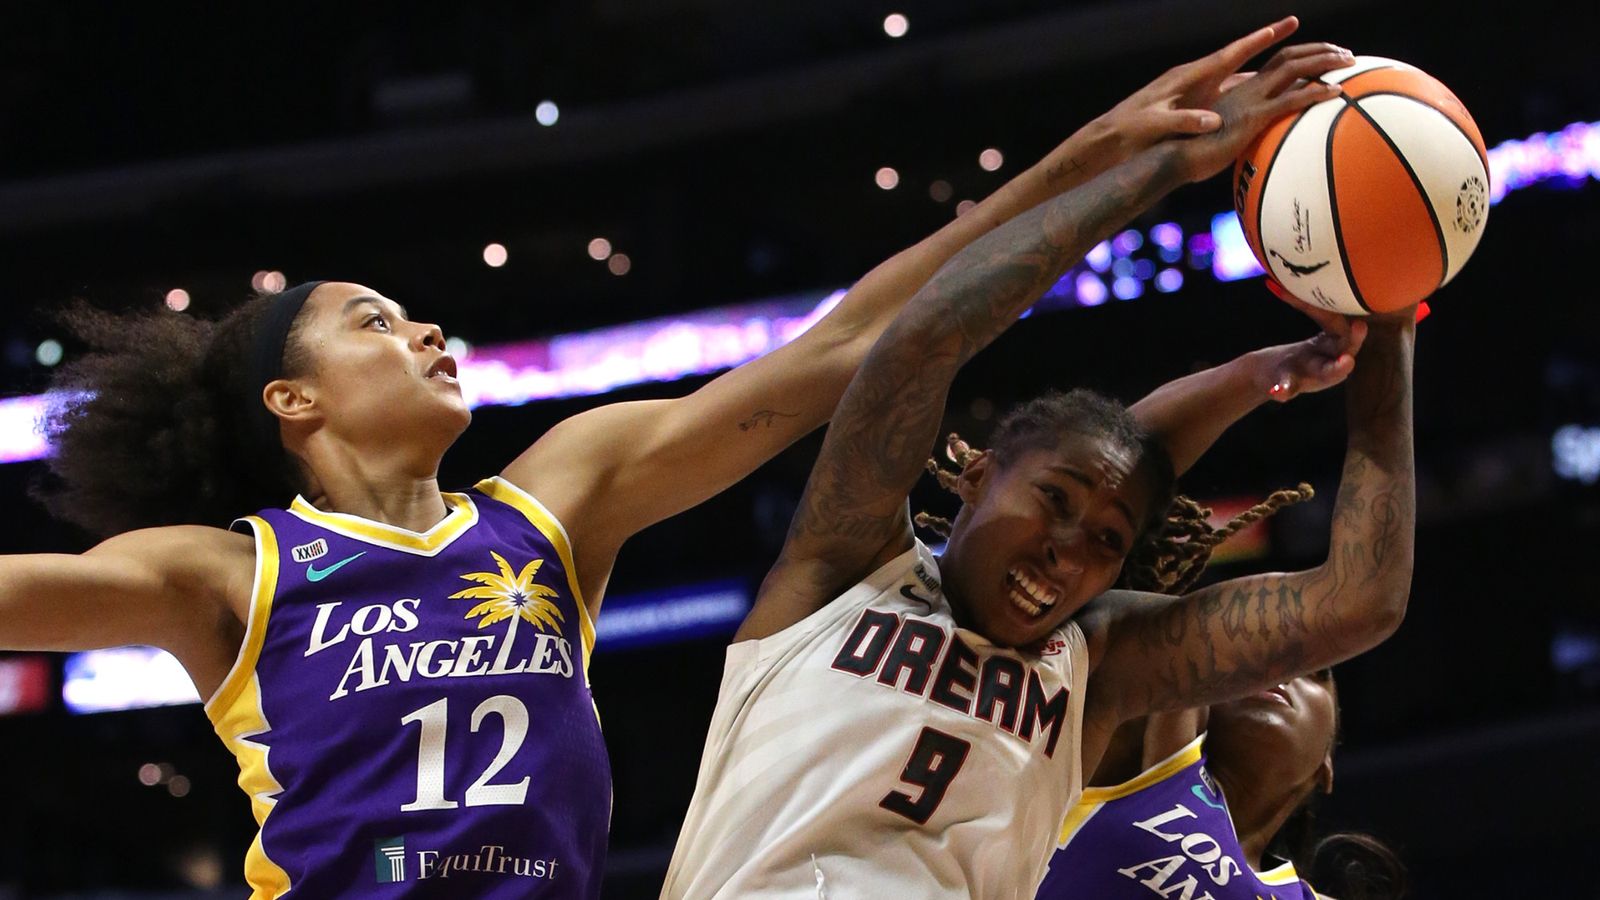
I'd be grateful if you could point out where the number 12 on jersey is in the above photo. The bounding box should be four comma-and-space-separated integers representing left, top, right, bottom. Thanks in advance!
400, 694, 532, 812
879, 726, 972, 825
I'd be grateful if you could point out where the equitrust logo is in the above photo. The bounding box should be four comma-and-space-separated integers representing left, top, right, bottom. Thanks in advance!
373, 836, 561, 884
374, 836, 407, 883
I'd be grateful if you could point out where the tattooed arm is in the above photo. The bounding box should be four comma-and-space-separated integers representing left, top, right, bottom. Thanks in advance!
735, 38, 1352, 641
734, 146, 1191, 641
499, 20, 1330, 618
1081, 319, 1416, 739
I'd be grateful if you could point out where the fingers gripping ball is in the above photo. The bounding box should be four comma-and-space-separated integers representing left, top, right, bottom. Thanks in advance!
1233, 56, 1489, 315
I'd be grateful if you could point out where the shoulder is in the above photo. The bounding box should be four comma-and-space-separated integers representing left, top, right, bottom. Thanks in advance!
90, 524, 255, 601
1074, 588, 1165, 660
91, 524, 253, 566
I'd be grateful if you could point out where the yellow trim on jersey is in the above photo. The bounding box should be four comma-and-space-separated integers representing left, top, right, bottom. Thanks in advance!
205, 517, 291, 897
220, 674, 292, 898
206, 516, 280, 719
474, 477, 597, 677
1058, 733, 1206, 844
286, 491, 478, 556
1257, 860, 1304, 886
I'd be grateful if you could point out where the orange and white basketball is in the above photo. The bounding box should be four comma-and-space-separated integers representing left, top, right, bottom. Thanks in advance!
1232, 56, 1489, 315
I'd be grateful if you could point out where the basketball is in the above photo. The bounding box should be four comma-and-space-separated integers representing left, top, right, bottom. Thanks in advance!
1233, 56, 1489, 315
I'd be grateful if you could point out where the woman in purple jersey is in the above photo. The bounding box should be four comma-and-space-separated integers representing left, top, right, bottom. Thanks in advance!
0, 25, 1298, 899
1037, 667, 1407, 899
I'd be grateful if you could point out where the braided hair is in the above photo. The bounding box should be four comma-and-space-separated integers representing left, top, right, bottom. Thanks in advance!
916, 412, 1406, 897
916, 427, 1313, 594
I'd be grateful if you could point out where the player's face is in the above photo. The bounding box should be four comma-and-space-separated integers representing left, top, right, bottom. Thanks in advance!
1206, 669, 1338, 792
286, 282, 472, 449
940, 433, 1159, 649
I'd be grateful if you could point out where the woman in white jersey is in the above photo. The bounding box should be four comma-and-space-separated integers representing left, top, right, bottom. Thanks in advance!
664, 22, 1419, 899
922, 433, 1407, 900
0, 22, 1310, 896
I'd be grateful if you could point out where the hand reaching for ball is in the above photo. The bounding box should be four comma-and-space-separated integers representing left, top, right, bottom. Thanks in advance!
1092, 16, 1303, 155
1168, 38, 1355, 184
1258, 321, 1368, 402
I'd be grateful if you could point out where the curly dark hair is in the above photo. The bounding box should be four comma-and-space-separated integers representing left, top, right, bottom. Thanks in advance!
31, 291, 313, 537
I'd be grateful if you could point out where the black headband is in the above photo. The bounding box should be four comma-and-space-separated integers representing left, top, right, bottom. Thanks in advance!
249, 280, 324, 449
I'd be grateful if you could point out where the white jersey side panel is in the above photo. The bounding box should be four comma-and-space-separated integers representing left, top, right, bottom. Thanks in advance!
662, 541, 1089, 900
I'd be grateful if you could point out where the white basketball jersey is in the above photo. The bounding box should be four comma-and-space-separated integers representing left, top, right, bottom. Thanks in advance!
662, 540, 1089, 900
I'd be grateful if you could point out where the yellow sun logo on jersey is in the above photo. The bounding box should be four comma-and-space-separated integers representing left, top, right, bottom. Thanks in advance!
450, 551, 565, 637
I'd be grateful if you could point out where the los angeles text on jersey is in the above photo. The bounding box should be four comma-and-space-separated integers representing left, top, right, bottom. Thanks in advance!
305, 598, 576, 701
1115, 803, 1246, 898
830, 607, 1069, 755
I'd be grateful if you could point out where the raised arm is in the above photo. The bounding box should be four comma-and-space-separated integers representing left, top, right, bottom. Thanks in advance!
0, 527, 251, 695
499, 18, 1315, 608
1083, 317, 1415, 728
736, 44, 1351, 641
1131, 326, 1365, 475
734, 147, 1190, 641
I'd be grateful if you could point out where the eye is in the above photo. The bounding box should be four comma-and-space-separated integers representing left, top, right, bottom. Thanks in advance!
1099, 530, 1126, 554
1039, 484, 1069, 514
365, 313, 391, 332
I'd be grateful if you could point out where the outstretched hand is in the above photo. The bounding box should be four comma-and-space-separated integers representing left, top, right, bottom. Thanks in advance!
1259, 322, 1367, 402
1097, 16, 1308, 152
1257, 276, 1368, 400
1168, 34, 1355, 184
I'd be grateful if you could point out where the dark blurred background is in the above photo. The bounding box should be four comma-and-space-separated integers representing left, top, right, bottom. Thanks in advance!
0, 1, 1596, 897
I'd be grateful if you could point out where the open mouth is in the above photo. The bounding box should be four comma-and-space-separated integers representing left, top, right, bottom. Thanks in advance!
425, 355, 459, 383
1005, 567, 1061, 618
1249, 684, 1293, 707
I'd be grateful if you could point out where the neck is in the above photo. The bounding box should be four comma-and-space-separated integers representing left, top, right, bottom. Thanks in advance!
298, 438, 451, 532
1207, 754, 1309, 873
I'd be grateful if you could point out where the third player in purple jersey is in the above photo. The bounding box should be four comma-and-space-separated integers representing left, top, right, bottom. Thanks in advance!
1036, 735, 1321, 900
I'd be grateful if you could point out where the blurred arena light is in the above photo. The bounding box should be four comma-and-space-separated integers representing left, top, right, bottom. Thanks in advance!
0, 119, 1595, 466
34, 340, 63, 367
62, 646, 200, 714
1553, 424, 1600, 485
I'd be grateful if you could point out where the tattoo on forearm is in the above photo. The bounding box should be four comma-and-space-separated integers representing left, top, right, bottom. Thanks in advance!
1117, 325, 1417, 715
1046, 156, 1089, 185
738, 409, 800, 431
775, 148, 1187, 588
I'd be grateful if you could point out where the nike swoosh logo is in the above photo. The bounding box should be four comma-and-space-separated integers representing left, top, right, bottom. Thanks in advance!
1192, 783, 1226, 810
900, 585, 934, 608
306, 552, 366, 582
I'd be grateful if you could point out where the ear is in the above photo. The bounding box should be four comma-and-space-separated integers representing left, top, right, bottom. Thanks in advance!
262, 377, 319, 426
954, 450, 996, 504
1315, 749, 1334, 795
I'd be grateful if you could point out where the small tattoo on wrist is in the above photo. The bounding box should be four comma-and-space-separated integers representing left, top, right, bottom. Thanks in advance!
739, 409, 800, 431
1047, 157, 1088, 183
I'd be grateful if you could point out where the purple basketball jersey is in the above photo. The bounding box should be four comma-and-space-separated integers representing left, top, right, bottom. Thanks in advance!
1035, 736, 1320, 900
204, 477, 610, 898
